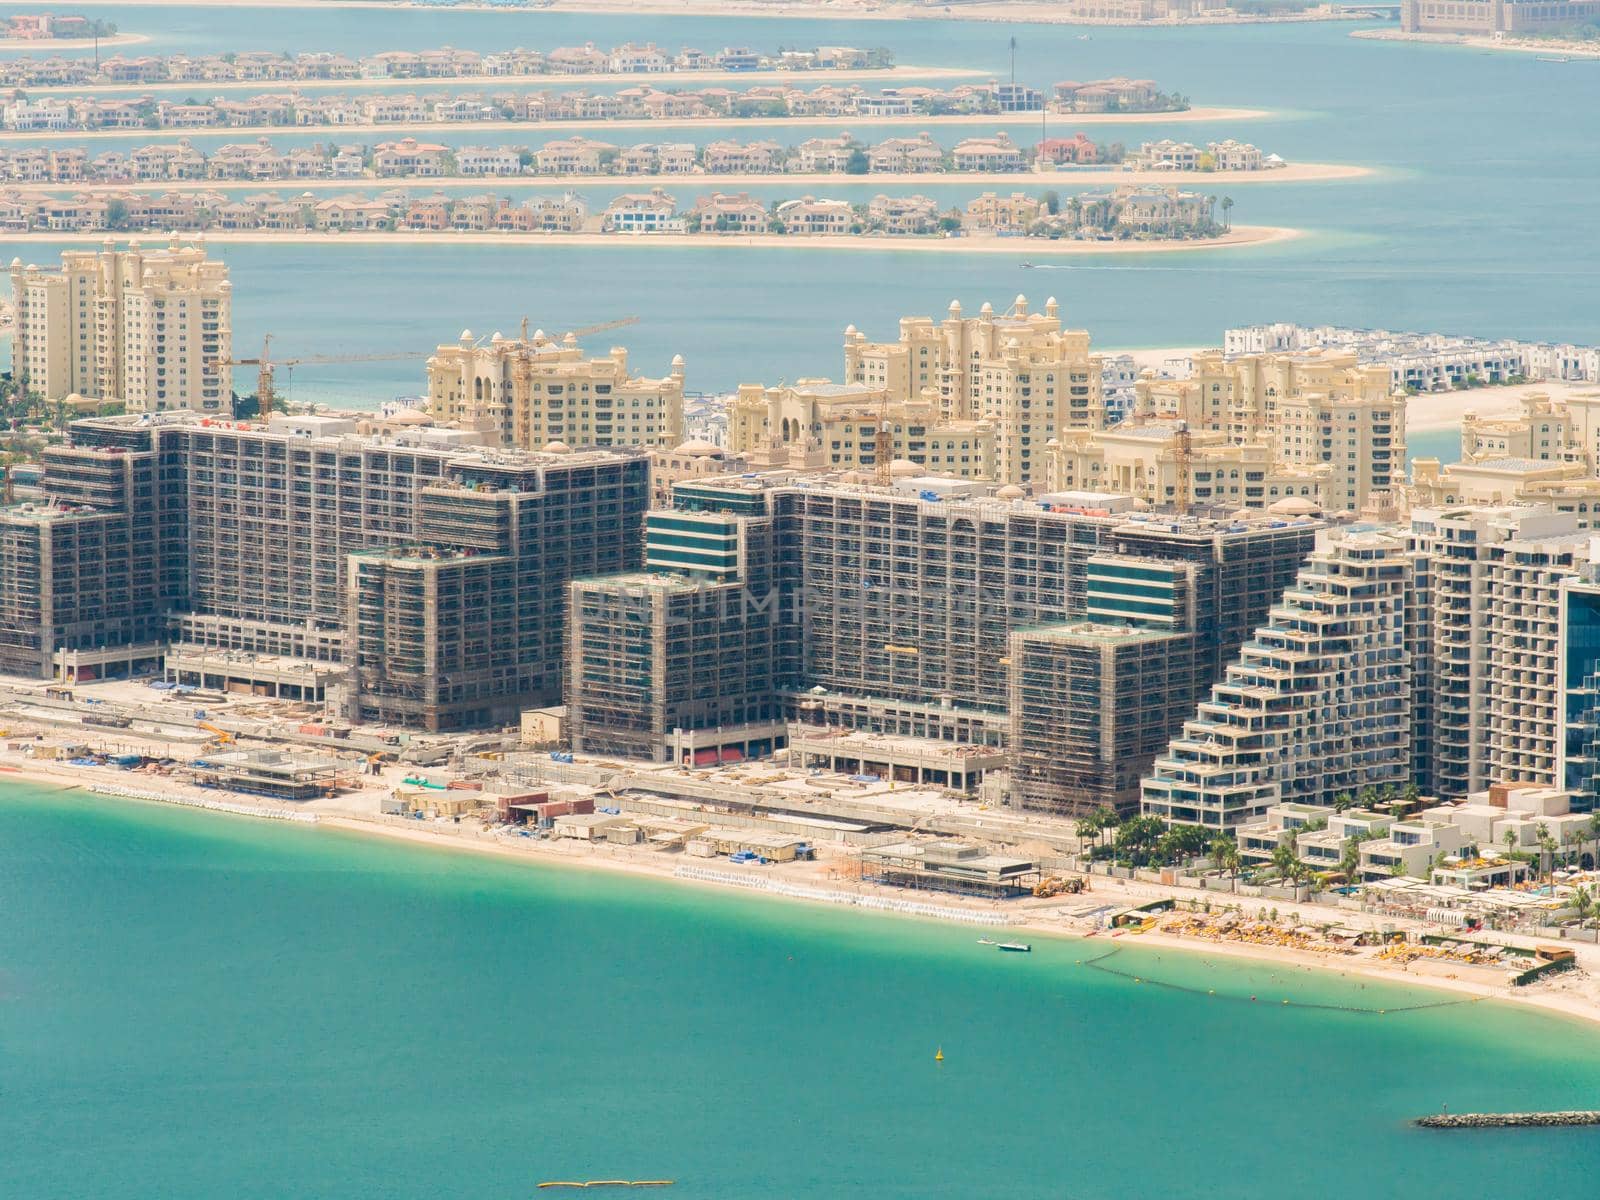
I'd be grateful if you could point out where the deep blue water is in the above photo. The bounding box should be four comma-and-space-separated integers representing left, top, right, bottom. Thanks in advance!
2, 10, 1597, 414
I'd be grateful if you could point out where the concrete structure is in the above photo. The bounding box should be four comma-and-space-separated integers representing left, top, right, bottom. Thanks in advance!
9, 238, 231, 411
1143, 530, 1414, 828
567, 506, 787, 763
1129, 348, 1405, 515
858, 840, 1041, 898
0, 411, 650, 731
1400, 0, 1600, 35
426, 327, 685, 451
191, 748, 342, 800
1007, 613, 1197, 818
1405, 505, 1579, 798
566, 473, 1317, 810
834, 296, 1103, 486
787, 727, 1004, 791
726, 380, 998, 479
1409, 392, 1600, 528
1225, 323, 1600, 392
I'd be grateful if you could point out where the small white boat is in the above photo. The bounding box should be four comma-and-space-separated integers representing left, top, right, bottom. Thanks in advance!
977, 936, 997, 945
997, 942, 1032, 953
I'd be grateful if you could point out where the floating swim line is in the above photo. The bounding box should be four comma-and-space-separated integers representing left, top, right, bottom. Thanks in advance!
1077, 947, 1481, 1016
537, 1182, 674, 1190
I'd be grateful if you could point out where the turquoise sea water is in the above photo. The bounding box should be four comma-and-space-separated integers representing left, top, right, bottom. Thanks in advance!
3, 7, 1599, 437
4, 780, 1600, 1198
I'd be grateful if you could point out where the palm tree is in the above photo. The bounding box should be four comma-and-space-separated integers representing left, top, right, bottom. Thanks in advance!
1574, 885, 1595, 930
1220, 195, 1233, 231
1211, 835, 1241, 891
1076, 808, 1104, 858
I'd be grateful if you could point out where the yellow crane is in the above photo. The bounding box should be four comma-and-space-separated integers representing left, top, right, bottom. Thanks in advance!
873, 395, 894, 487
208, 317, 639, 417
1173, 418, 1193, 517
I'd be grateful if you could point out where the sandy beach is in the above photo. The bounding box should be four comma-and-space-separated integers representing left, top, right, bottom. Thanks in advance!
1406, 379, 1600, 434
0, 224, 1302, 254
6, 745, 1599, 1032
28, 66, 983, 97
0, 32, 147, 51
1352, 27, 1600, 60
0, 106, 1272, 144
48, 0, 1362, 26
38, 162, 1367, 196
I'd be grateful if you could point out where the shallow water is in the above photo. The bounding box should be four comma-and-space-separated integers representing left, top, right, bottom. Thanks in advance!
3, 781, 1599, 1198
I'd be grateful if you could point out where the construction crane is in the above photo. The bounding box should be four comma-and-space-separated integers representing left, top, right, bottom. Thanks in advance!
1173, 418, 1193, 517
208, 334, 431, 417
874, 395, 894, 487
208, 317, 639, 417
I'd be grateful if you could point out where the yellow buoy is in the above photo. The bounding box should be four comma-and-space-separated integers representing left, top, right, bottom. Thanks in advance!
935, 1046, 944, 1063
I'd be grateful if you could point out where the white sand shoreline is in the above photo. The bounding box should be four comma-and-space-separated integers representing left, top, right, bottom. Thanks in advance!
0, 32, 146, 51
0, 106, 1271, 144
32, 0, 1362, 26
0, 224, 1302, 254
7, 755, 1598, 1033
1352, 27, 1600, 60
35, 162, 1368, 195
15, 66, 982, 97
1406, 380, 1600, 434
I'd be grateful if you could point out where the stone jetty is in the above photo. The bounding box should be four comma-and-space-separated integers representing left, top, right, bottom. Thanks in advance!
1415, 1111, 1600, 1129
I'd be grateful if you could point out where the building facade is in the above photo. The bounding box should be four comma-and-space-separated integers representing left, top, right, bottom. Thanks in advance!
9, 238, 232, 411
0, 411, 650, 729
425, 328, 685, 451
566, 474, 1318, 813
1142, 530, 1414, 828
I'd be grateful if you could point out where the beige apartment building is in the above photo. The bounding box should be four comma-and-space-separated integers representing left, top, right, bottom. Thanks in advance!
1133, 348, 1405, 514
840, 296, 1104, 485
9, 237, 231, 412
726, 380, 997, 478
1042, 423, 1326, 512
1409, 391, 1600, 526
426, 328, 685, 450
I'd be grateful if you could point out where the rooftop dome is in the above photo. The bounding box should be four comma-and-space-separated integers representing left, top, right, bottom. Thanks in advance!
996, 484, 1026, 501
889, 458, 921, 478
673, 438, 722, 457
387, 409, 433, 426
542, 440, 573, 454
1268, 497, 1322, 516
64, 392, 84, 405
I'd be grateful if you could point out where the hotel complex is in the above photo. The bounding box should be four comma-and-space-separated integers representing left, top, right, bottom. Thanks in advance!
729, 297, 1405, 514
8, 255, 1600, 843
9, 238, 232, 412
425, 327, 686, 451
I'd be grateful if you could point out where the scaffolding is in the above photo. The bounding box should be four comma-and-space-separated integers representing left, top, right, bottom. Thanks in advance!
1006, 620, 1198, 819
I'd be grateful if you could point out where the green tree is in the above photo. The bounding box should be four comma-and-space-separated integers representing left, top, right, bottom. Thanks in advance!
1211, 835, 1241, 890
1574, 885, 1595, 929
1220, 195, 1234, 231
844, 147, 870, 175
1039, 189, 1060, 216
1271, 839, 1300, 883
